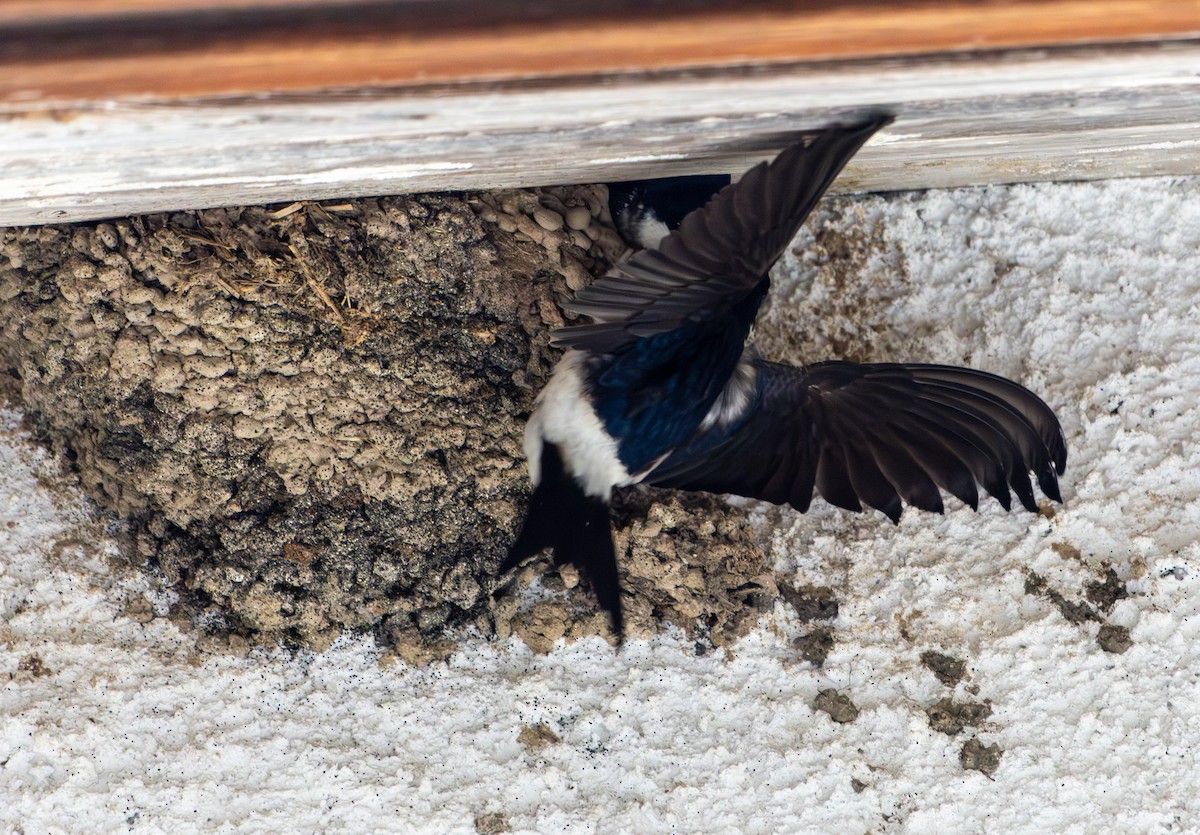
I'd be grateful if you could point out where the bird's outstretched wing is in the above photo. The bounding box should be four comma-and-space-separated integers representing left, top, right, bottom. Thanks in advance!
553, 113, 893, 353
645, 360, 1067, 521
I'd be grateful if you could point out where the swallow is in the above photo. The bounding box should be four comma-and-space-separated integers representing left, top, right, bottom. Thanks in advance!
502, 113, 1067, 641
607, 173, 732, 250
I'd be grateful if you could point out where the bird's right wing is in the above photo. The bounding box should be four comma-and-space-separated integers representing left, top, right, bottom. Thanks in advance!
552, 113, 893, 353
645, 360, 1067, 522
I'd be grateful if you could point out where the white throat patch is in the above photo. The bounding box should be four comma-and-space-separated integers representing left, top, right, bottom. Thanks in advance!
634, 215, 671, 250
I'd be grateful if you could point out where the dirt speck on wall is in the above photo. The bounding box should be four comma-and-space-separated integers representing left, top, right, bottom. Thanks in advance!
0, 190, 769, 651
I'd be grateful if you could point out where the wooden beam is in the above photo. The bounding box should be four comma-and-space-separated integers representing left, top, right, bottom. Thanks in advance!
0, 0, 368, 21
1, 1, 1198, 102
1, 2, 1199, 226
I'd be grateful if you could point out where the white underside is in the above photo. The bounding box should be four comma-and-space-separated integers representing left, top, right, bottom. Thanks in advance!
528, 349, 759, 499
525, 351, 632, 500
699, 350, 758, 432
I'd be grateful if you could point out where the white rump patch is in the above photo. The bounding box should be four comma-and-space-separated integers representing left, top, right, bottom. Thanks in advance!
525, 351, 631, 500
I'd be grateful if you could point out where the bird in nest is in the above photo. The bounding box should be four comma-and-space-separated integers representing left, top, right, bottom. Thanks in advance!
501, 112, 1067, 641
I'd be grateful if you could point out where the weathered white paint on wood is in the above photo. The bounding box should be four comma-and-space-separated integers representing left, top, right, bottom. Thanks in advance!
2, 41, 1199, 226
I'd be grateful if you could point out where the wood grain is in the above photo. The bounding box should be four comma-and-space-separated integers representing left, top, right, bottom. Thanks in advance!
1, 1, 1198, 103
0, 0, 368, 21
3, 40, 1199, 226
2, 2, 1199, 225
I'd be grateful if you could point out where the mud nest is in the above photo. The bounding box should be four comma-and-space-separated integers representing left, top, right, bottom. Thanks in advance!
0, 189, 771, 653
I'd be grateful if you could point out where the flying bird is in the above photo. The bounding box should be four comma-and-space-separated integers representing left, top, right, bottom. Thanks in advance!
607, 173, 731, 250
502, 113, 1067, 640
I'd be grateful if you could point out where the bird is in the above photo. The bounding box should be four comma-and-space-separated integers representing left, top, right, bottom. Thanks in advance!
607, 173, 731, 250
501, 113, 1067, 641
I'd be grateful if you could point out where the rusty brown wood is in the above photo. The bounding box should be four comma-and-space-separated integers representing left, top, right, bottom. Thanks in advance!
0, 0, 1198, 103
2, 2, 1199, 226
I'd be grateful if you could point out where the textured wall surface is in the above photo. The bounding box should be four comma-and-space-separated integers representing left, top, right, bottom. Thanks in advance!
3, 175, 1197, 833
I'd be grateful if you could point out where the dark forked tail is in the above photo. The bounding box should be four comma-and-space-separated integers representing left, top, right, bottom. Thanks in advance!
501, 442, 624, 640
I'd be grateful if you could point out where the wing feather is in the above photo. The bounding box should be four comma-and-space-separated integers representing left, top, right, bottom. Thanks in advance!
645, 360, 1066, 520
553, 113, 894, 352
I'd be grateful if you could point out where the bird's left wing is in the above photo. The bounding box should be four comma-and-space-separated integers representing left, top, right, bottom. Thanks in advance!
552, 113, 893, 353
644, 360, 1067, 521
